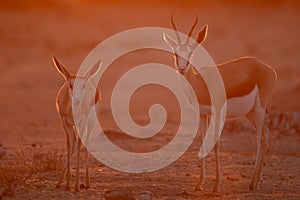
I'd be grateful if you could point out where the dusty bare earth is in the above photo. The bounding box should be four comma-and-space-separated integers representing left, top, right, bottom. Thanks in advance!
0, 0, 300, 199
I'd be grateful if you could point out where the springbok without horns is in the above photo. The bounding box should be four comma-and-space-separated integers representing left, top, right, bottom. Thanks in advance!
52, 56, 102, 191
164, 15, 277, 192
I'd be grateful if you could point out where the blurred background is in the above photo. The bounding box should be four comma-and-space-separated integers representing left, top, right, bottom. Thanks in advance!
0, 0, 299, 146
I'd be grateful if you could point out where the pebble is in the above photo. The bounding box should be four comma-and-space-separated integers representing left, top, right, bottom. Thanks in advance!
104, 189, 135, 200
138, 191, 152, 200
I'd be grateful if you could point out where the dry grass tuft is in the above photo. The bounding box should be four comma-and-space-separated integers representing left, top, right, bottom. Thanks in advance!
0, 148, 64, 187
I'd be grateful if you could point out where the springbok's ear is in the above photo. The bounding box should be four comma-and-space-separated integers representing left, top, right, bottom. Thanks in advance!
191, 25, 208, 49
163, 32, 178, 50
52, 56, 71, 81
84, 60, 102, 80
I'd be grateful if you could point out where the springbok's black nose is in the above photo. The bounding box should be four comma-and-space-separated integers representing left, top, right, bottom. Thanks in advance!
179, 69, 185, 74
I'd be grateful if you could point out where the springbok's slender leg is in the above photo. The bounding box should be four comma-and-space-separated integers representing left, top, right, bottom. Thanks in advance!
58, 119, 75, 190
84, 103, 99, 189
84, 116, 94, 189
56, 122, 77, 189
57, 129, 76, 189
75, 114, 93, 191
84, 122, 91, 190
213, 139, 221, 192
251, 129, 262, 190
75, 137, 82, 191
246, 106, 260, 190
85, 149, 90, 189
247, 95, 268, 190
195, 115, 208, 191
258, 125, 269, 183
252, 124, 269, 190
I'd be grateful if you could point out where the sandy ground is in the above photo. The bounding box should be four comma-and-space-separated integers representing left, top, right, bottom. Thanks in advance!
0, 0, 300, 199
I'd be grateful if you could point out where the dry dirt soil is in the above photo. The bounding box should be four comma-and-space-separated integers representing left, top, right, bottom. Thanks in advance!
0, 0, 300, 199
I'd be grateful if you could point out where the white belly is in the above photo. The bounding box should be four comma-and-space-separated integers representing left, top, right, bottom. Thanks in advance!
200, 85, 258, 118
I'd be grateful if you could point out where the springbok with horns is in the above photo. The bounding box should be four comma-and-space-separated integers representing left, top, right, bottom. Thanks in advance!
53, 56, 102, 191
163, 15, 277, 192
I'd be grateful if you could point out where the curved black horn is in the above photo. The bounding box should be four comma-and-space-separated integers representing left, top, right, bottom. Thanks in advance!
186, 15, 198, 44
171, 13, 181, 43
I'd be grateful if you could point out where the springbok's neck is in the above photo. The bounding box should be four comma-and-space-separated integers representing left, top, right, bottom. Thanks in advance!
184, 66, 197, 82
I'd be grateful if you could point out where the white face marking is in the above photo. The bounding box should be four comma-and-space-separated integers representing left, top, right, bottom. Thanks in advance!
69, 77, 86, 105
174, 44, 193, 75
